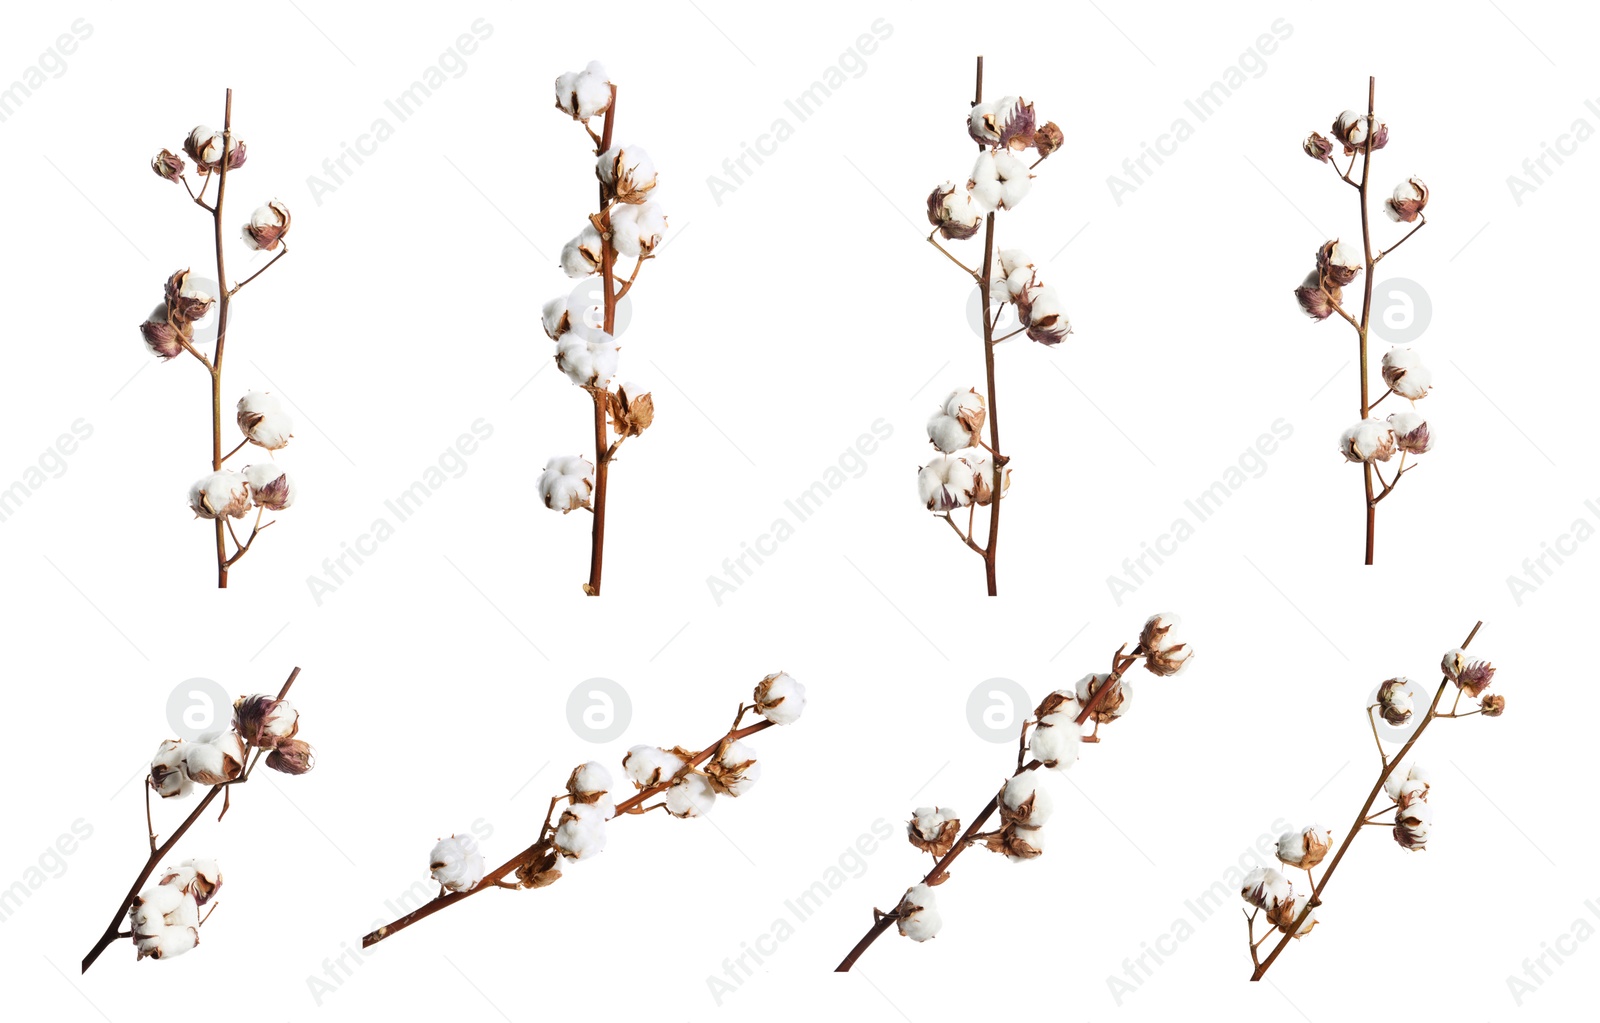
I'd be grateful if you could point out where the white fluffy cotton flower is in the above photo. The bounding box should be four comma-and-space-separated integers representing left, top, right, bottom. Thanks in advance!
188, 470, 252, 520
555, 331, 620, 387
430, 834, 486, 893
1028, 713, 1082, 770
568, 761, 612, 800
554, 61, 611, 120
623, 745, 686, 788
609, 201, 667, 257
150, 739, 192, 799
236, 390, 294, 450
917, 451, 979, 511
926, 181, 983, 239
1240, 866, 1293, 911
1275, 825, 1332, 870
706, 739, 761, 797
895, 884, 943, 942
968, 150, 1032, 211
242, 199, 290, 251
1384, 762, 1431, 803
1381, 347, 1432, 400
1338, 419, 1398, 463
541, 295, 575, 340
665, 772, 718, 818
597, 144, 657, 203
182, 730, 245, 785
927, 388, 986, 453
1075, 672, 1132, 721
241, 462, 294, 511
536, 455, 595, 513
129, 876, 202, 961
553, 801, 609, 860
999, 773, 1054, 825
753, 671, 806, 725
560, 223, 605, 278
1387, 411, 1433, 454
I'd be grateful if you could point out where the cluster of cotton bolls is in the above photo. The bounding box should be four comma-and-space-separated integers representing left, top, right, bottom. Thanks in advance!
128, 858, 223, 961
148, 692, 314, 802
1240, 864, 1320, 939
139, 268, 214, 361
1336, 346, 1435, 468
1442, 647, 1504, 716
1386, 763, 1433, 851
926, 95, 1061, 241
184, 390, 296, 522
917, 448, 1010, 512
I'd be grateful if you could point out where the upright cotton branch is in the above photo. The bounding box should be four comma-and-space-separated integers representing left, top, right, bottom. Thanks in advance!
918, 56, 1069, 596
539, 61, 663, 596
836, 614, 1194, 971
144, 89, 298, 588
1243, 622, 1504, 981
361, 673, 806, 949
1294, 77, 1435, 565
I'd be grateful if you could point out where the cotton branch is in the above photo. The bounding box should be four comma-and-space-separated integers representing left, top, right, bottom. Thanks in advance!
537, 61, 663, 596
82, 666, 309, 973
835, 615, 1193, 971
1294, 77, 1436, 565
1246, 621, 1503, 981
145, 90, 298, 588
916, 56, 1069, 597
361, 674, 807, 950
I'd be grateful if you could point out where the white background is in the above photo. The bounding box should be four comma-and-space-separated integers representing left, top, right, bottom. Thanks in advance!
0, 0, 1594, 1020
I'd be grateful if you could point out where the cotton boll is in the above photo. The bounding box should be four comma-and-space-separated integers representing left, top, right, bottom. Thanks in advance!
1075, 672, 1132, 721
183, 731, 245, 785
1387, 411, 1433, 454
1386, 177, 1429, 222
232, 694, 298, 748
553, 802, 608, 860
597, 145, 657, 203
665, 772, 718, 817
1028, 714, 1082, 770
1338, 419, 1398, 463
999, 773, 1053, 825
568, 761, 613, 800
623, 745, 686, 787
430, 834, 486, 893
610, 201, 667, 257
133, 921, 199, 960
908, 806, 961, 857
927, 413, 974, 454
1018, 284, 1071, 345
536, 455, 595, 513
917, 451, 979, 511
150, 739, 192, 799
1295, 269, 1340, 321
997, 249, 1033, 279
926, 182, 983, 240
188, 471, 252, 520
542, 295, 574, 340
926, 389, 986, 453
968, 151, 1003, 210
705, 739, 761, 797
555, 333, 620, 387
178, 858, 223, 904
560, 224, 605, 278
554, 61, 611, 120
241, 462, 294, 511
1316, 239, 1363, 287
1381, 347, 1431, 400
1275, 825, 1331, 869
242, 199, 290, 251
237, 391, 294, 450
895, 884, 942, 942
1241, 866, 1292, 910
992, 151, 1032, 209
753, 672, 806, 725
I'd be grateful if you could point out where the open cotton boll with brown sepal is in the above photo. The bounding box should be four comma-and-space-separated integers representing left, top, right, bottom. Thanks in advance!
560, 223, 605, 278
967, 149, 1032, 211
926, 388, 987, 453
596, 144, 657, 204
1338, 419, 1398, 464
907, 807, 961, 858
752, 672, 806, 725
242, 200, 290, 250
188, 471, 252, 520
536, 455, 595, 513
894, 884, 943, 942
150, 739, 193, 799
241, 462, 294, 511
555, 331, 620, 388
1381, 347, 1432, 400
181, 730, 246, 785
429, 834, 486, 893
926, 182, 983, 240
554, 61, 611, 121
1387, 412, 1433, 454
236, 391, 294, 450
609, 201, 667, 257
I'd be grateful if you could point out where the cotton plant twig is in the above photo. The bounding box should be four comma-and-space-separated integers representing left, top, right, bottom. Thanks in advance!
81, 667, 315, 972
144, 90, 299, 588
835, 614, 1195, 971
916, 57, 1070, 597
361, 673, 808, 950
537, 61, 664, 596
1243, 622, 1505, 981
1293, 77, 1436, 565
